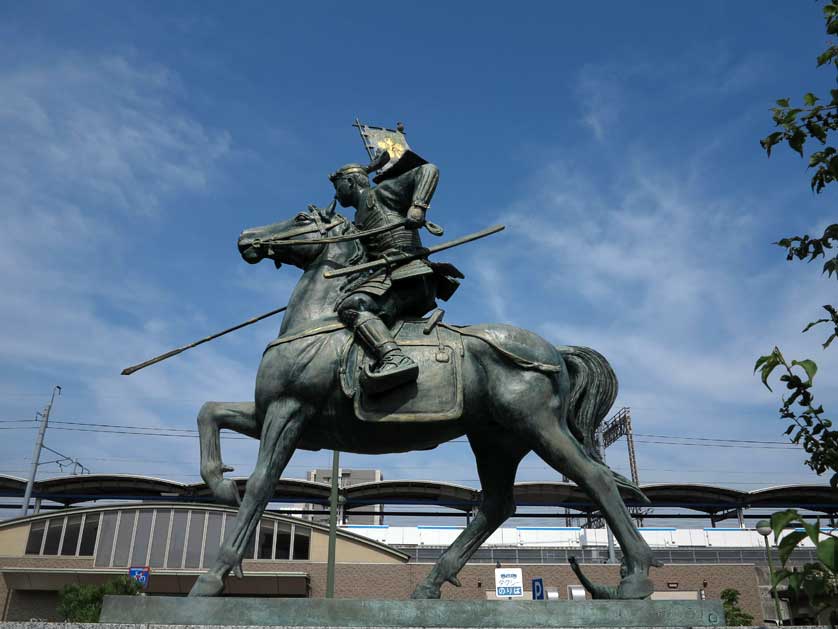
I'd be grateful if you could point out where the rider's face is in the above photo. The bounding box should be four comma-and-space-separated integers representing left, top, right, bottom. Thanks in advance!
333, 177, 355, 208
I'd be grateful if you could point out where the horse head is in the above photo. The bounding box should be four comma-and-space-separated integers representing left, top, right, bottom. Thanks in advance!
237, 200, 348, 269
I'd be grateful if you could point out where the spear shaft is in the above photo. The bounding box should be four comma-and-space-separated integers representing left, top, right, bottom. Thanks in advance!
323, 224, 505, 279
121, 305, 287, 376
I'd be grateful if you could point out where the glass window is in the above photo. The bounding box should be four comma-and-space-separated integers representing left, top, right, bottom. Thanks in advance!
61, 515, 83, 556
203, 512, 223, 568
257, 520, 274, 559
43, 518, 63, 555
184, 511, 206, 568
131, 510, 154, 566
275, 523, 291, 560
292, 526, 310, 560
95, 512, 117, 566
79, 513, 99, 556
148, 509, 170, 568
25, 521, 46, 555
166, 510, 188, 568
112, 510, 136, 567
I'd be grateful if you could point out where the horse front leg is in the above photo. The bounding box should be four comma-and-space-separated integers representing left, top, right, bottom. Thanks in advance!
190, 399, 305, 597
198, 402, 260, 507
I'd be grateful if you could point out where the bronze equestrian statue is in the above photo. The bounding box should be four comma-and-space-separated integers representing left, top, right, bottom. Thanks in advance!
187, 149, 660, 599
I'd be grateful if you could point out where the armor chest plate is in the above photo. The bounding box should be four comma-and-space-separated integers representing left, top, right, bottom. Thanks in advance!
356, 196, 423, 256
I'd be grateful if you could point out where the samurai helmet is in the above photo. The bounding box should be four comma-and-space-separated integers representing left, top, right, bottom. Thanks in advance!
328, 151, 390, 183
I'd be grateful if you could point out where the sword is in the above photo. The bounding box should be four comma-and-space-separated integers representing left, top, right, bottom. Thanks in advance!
322, 224, 505, 279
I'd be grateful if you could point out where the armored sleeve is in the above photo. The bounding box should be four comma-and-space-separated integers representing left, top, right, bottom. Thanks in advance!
375, 164, 439, 214
410, 163, 439, 209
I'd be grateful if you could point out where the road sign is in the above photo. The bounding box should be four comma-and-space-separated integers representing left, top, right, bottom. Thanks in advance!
129, 566, 150, 589
532, 577, 545, 600
494, 567, 523, 598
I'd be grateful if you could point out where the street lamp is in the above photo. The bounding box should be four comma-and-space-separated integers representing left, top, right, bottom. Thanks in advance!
756, 519, 784, 626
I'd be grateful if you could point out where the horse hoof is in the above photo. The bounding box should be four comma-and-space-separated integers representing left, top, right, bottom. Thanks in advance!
410, 582, 441, 599
189, 573, 225, 597
617, 574, 654, 600
212, 479, 241, 507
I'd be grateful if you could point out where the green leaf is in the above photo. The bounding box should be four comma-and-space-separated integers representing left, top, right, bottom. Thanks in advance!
817, 537, 838, 572
777, 98, 791, 107
788, 570, 803, 592
789, 129, 807, 156
824, 333, 836, 349
772, 568, 791, 588
779, 530, 807, 565
804, 93, 819, 106
755, 351, 783, 391
802, 518, 821, 545
772, 509, 800, 540
791, 359, 818, 384
803, 318, 830, 332
761, 131, 784, 157
808, 122, 827, 143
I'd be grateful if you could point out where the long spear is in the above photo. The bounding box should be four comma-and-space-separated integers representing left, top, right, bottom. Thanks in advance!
323, 224, 505, 279
121, 306, 287, 376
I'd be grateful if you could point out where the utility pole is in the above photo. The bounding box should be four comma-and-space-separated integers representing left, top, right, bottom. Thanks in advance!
20, 386, 61, 517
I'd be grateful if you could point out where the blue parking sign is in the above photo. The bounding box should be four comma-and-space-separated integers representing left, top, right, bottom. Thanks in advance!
129, 566, 150, 589
532, 577, 545, 600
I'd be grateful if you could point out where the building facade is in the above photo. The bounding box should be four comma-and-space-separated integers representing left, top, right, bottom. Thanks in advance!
0, 503, 768, 623
304, 468, 384, 525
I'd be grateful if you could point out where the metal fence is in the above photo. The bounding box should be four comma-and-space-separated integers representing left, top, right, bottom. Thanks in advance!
399, 545, 819, 565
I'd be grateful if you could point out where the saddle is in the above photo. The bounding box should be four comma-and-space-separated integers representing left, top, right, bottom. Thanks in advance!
339, 316, 465, 423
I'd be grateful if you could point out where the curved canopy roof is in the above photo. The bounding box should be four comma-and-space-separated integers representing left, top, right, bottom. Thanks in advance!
1, 473, 835, 514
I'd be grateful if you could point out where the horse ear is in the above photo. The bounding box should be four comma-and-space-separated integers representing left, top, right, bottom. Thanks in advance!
317, 198, 337, 221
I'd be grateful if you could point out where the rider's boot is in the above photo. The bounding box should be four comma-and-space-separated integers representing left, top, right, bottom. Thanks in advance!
354, 313, 418, 394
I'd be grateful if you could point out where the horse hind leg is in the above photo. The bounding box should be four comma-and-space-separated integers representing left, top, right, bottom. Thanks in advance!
198, 402, 260, 507
191, 399, 305, 597
412, 433, 528, 599
528, 417, 658, 599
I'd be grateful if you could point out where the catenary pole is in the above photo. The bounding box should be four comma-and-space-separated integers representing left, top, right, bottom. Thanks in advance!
20, 386, 61, 516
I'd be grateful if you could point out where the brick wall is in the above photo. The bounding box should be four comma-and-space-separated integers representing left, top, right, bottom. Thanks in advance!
0, 572, 8, 620
244, 560, 762, 623
5, 590, 60, 622
0, 559, 763, 623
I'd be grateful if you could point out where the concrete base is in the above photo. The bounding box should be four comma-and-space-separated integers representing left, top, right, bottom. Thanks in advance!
99, 595, 724, 627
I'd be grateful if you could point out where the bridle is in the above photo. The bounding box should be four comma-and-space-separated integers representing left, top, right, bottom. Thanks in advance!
249, 210, 410, 250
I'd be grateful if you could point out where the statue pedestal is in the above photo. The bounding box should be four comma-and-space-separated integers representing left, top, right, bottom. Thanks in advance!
99, 595, 724, 628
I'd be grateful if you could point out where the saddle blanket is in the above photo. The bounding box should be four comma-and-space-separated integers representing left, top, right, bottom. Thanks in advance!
341, 319, 464, 423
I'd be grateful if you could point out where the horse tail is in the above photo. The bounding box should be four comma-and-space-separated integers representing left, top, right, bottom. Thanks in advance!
557, 345, 650, 505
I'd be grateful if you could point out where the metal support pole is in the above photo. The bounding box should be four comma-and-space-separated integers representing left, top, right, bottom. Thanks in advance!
325, 450, 340, 598
764, 535, 784, 626
21, 386, 60, 516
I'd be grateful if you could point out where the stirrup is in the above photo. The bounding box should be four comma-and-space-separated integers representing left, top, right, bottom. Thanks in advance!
361, 353, 419, 395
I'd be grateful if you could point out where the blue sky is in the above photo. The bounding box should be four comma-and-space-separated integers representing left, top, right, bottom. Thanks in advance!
1, 1, 836, 521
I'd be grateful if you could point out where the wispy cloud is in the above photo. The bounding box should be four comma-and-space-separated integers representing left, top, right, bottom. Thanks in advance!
0, 49, 243, 495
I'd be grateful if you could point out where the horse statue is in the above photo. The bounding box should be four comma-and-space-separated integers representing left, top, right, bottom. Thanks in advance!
189, 201, 660, 599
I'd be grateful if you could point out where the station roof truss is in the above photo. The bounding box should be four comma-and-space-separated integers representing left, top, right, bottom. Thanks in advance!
1, 474, 836, 517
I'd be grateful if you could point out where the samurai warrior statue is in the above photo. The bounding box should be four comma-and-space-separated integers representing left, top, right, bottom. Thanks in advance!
329, 153, 462, 394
